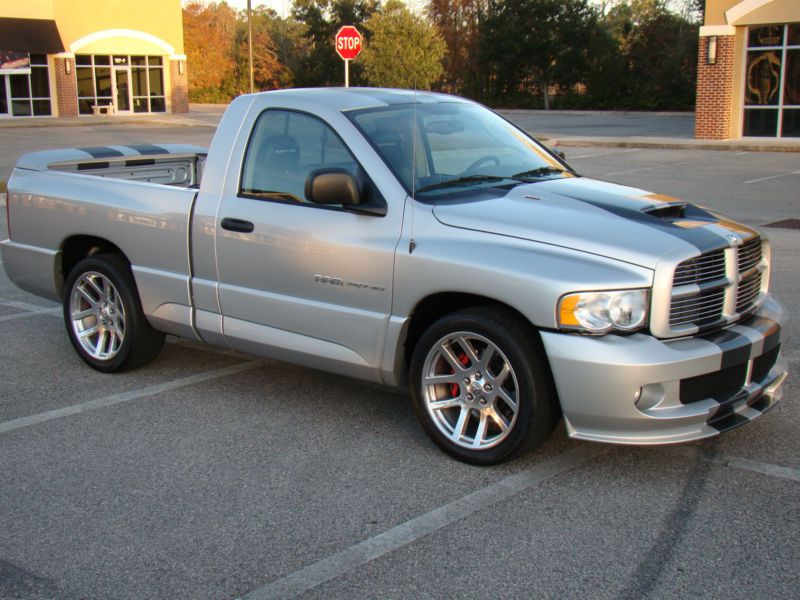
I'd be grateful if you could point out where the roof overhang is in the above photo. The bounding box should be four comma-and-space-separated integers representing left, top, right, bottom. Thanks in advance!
0, 17, 64, 53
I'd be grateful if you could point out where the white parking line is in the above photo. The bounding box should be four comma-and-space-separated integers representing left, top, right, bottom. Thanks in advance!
0, 297, 58, 312
0, 360, 265, 435
606, 160, 695, 177
569, 149, 639, 159
701, 452, 800, 483
743, 170, 800, 185
0, 307, 60, 322
238, 444, 605, 600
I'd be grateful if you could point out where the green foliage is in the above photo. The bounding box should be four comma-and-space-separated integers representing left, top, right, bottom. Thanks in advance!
361, 0, 446, 89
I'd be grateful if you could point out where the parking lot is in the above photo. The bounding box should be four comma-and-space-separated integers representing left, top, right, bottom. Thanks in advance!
1, 122, 799, 599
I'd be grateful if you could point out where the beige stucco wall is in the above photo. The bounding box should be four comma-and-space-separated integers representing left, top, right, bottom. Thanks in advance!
705, 0, 800, 27
53, 0, 184, 55
0, 0, 54, 20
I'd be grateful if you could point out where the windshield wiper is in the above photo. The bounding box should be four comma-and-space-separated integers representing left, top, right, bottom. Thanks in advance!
415, 175, 514, 193
511, 166, 567, 180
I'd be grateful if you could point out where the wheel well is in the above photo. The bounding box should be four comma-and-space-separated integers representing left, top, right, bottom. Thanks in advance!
403, 293, 537, 367
58, 235, 128, 297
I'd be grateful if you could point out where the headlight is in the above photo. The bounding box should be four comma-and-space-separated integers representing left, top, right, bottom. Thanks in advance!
558, 289, 648, 334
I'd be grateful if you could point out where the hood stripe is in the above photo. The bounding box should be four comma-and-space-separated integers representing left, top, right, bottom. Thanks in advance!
561, 193, 732, 255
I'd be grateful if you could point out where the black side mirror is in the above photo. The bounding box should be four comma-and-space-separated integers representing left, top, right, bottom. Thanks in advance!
305, 169, 361, 206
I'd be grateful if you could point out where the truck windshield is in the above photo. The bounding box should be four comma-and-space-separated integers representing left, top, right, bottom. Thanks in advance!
347, 102, 572, 199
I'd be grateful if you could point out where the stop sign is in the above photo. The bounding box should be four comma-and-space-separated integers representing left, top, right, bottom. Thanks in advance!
335, 26, 362, 61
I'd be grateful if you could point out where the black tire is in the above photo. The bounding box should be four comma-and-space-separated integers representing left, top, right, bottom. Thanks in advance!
409, 307, 559, 465
63, 254, 165, 372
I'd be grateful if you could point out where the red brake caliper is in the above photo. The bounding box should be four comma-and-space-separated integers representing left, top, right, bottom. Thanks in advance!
449, 353, 470, 397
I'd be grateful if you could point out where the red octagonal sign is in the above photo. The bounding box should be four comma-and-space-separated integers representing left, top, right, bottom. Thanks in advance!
335, 26, 363, 61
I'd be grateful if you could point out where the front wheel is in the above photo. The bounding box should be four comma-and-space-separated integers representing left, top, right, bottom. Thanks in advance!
63, 254, 165, 372
410, 308, 559, 465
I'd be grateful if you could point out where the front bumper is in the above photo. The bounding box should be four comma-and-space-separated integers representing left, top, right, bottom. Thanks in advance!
540, 295, 788, 445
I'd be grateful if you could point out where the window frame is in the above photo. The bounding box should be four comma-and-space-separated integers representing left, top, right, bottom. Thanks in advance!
236, 107, 386, 215
743, 23, 800, 138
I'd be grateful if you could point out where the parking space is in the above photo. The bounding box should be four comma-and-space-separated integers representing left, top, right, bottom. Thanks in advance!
0, 126, 798, 599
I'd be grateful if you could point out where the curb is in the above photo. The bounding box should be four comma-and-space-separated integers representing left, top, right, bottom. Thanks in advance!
547, 137, 800, 153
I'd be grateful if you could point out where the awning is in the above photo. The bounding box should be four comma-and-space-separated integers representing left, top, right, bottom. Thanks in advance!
0, 18, 64, 54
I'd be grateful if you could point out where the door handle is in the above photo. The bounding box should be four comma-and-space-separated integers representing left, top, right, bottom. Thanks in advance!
221, 218, 255, 233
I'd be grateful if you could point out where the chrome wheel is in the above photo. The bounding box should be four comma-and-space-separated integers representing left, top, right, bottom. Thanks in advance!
69, 271, 126, 361
421, 332, 519, 450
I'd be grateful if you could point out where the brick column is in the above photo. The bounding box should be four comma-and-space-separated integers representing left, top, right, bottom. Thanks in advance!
694, 35, 736, 140
170, 59, 189, 114
54, 57, 79, 118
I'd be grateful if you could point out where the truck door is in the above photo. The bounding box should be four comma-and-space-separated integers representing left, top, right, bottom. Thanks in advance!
214, 108, 402, 380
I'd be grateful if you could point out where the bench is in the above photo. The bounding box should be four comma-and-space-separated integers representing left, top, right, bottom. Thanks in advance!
92, 103, 116, 116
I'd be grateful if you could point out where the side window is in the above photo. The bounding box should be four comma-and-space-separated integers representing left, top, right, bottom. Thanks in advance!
240, 110, 359, 205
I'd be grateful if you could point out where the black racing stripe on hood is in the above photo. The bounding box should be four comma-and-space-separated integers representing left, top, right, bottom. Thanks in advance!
80, 146, 125, 158
125, 144, 169, 155
563, 196, 728, 255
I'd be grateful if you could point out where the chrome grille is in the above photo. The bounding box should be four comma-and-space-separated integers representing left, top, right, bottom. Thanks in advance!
669, 236, 765, 332
737, 272, 762, 313
670, 289, 725, 327
738, 237, 762, 273
672, 249, 726, 286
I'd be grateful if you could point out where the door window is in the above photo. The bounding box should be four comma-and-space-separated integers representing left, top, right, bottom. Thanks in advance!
240, 110, 359, 205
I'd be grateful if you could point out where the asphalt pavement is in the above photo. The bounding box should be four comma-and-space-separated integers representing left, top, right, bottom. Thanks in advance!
0, 120, 798, 599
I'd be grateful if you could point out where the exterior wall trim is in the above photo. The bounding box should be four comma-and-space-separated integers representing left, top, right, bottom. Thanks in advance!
700, 25, 737, 36
725, 0, 774, 25
69, 28, 175, 54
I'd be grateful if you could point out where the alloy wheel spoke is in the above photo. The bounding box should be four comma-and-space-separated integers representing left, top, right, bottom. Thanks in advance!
424, 373, 460, 386
472, 413, 488, 447
441, 343, 468, 373
489, 407, 510, 432
93, 329, 109, 357
456, 335, 481, 366
498, 387, 517, 410
79, 325, 99, 339
78, 285, 99, 306
87, 276, 105, 299
493, 362, 511, 387
72, 307, 97, 320
451, 407, 470, 441
429, 397, 462, 411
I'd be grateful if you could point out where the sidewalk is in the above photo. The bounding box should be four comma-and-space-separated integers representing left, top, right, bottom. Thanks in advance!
1, 103, 798, 152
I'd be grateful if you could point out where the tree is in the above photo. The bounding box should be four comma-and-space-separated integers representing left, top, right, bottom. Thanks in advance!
182, 1, 238, 101
427, 0, 488, 98
292, 0, 380, 86
361, 0, 446, 89
481, 0, 601, 109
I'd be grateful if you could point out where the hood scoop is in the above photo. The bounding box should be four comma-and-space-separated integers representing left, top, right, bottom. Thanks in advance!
642, 202, 687, 220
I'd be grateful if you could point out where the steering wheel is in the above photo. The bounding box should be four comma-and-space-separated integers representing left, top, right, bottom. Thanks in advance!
462, 155, 500, 173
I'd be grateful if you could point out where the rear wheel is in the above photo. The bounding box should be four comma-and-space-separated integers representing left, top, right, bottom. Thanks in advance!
63, 254, 164, 372
410, 308, 559, 465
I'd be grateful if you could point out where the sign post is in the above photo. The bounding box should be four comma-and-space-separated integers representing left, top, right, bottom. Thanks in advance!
335, 26, 363, 87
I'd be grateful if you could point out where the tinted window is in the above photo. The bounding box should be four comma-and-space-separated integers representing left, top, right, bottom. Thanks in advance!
240, 110, 359, 204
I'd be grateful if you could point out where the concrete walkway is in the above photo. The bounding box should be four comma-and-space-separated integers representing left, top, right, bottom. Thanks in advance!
1, 103, 799, 152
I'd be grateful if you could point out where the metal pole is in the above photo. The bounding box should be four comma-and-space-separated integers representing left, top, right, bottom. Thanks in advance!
345, 59, 349, 88
247, 0, 254, 94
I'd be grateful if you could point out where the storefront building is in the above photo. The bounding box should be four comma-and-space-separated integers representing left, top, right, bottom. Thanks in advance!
696, 0, 799, 139
0, 0, 188, 118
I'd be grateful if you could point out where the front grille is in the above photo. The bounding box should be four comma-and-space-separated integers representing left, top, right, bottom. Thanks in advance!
673, 249, 726, 286
738, 237, 762, 273
736, 272, 762, 313
670, 288, 725, 327
669, 236, 765, 332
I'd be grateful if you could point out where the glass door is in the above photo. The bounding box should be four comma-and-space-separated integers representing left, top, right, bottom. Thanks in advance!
0, 76, 8, 116
114, 68, 131, 112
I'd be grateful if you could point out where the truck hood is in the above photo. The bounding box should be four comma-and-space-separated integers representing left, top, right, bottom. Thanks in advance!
431, 176, 757, 269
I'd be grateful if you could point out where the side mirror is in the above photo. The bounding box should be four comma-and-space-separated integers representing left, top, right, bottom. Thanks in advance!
305, 169, 361, 206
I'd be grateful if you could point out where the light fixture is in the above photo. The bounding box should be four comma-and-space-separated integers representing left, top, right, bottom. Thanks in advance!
65, 58, 71, 75
707, 36, 718, 65
179, 60, 184, 75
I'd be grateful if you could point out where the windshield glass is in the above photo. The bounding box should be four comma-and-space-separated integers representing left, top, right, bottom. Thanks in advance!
347, 101, 572, 198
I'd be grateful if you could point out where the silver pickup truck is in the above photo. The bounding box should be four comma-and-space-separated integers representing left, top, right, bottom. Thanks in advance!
1, 88, 788, 464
